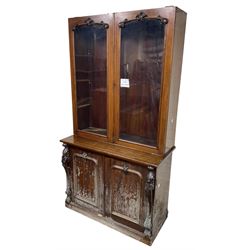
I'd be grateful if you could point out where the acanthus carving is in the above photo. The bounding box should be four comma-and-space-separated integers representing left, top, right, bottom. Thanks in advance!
144, 166, 155, 237
62, 144, 72, 204
145, 168, 155, 192
72, 18, 109, 31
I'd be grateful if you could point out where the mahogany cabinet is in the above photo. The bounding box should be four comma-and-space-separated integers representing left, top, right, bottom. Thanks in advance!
61, 6, 186, 245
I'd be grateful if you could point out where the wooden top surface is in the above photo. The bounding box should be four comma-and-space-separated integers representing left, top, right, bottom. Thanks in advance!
60, 135, 174, 167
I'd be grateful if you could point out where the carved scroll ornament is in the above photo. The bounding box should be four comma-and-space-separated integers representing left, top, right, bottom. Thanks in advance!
62, 144, 72, 204
119, 12, 168, 28
144, 166, 155, 237
72, 17, 109, 31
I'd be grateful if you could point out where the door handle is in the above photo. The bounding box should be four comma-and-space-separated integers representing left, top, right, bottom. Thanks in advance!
77, 152, 98, 165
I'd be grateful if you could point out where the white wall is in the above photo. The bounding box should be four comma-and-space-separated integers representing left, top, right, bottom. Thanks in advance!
0, 1, 250, 249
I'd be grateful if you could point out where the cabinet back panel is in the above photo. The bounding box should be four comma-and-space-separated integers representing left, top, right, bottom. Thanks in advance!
119, 19, 165, 146
74, 25, 107, 135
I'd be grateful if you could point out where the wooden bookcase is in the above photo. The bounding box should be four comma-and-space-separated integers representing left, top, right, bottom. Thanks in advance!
60, 6, 186, 245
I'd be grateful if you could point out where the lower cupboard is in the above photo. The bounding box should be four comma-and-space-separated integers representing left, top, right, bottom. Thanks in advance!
61, 143, 173, 245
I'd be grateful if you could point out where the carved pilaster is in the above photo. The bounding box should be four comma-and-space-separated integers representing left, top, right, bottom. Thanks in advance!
62, 144, 72, 204
144, 166, 155, 237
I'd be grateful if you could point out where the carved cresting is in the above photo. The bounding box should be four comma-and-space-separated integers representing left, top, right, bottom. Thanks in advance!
119, 11, 168, 28
62, 144, 72, 204
72, 17, 109, 31
144, 166, 155, 237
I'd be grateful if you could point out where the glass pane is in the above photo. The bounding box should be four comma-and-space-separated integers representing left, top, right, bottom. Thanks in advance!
119, 19, 165, 146
74, 25, 107, 136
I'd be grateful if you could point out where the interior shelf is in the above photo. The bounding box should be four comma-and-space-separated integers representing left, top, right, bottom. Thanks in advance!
78, 103, 91, 109
75, 54, 93, 57
81, 127, 107, 136
76, 79, 91, 83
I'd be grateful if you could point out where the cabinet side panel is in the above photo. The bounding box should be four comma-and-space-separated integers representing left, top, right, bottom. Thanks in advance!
68, 19, 78, 133
152, 154, 172, 237
165, 10, 186, 150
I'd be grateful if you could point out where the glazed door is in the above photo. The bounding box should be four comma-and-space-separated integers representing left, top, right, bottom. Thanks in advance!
106, 159, 151, 232
114, 9, 171, 153
69, 14, 113, 141
72, 149, 104, 213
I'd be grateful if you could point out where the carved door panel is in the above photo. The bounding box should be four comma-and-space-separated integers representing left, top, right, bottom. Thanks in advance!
107, 160, 151, 232
72, 149, 104, 213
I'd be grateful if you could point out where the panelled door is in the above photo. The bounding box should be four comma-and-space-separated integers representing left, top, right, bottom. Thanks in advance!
105, 159, 152, 232
72, 148, 105, 214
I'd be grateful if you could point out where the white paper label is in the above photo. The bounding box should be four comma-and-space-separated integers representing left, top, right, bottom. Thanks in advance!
120, 78, 130, 88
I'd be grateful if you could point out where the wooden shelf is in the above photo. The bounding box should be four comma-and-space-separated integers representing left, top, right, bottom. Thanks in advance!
78, 103, 91, 108
82, 127, 107, 136
76, 79, 91, 83
119, 133, 156, 146
76, 69, 105, 73
75, 54, 93, 57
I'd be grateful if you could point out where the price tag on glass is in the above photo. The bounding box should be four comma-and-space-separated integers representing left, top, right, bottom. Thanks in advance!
120, 78, 130, 88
